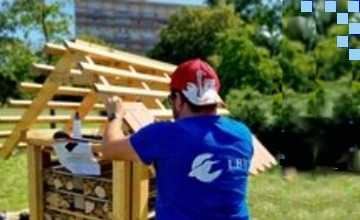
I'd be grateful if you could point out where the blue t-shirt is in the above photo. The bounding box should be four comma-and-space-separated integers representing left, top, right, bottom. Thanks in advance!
129, 115, 253, 220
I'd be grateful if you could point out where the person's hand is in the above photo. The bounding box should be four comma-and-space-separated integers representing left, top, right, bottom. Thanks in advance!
105, 95, 125, 117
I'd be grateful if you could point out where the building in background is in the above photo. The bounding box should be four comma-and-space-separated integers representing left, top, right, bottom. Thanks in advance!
75, 0, 193, 55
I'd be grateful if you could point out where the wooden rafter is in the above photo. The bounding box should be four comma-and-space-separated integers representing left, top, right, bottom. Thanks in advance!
1, 52, 83, 159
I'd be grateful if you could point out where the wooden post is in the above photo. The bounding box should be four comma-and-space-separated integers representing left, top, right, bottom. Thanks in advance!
27, 145, 50, 220
131, 162, 150, 220
111, 161, 131, 220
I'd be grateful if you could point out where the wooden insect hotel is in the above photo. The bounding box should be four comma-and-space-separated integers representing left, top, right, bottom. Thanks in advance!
0, 40, 277, 220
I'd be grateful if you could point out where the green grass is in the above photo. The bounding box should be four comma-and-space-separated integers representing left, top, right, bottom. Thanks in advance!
248, 167, 360, 220
1, 107, 360, 218
0, 150, 28, 212
1, 154, 360, 219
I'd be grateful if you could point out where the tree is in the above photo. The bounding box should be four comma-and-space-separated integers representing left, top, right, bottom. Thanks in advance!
147, 5, 241, 65
214, 29, 282, 96
0, 38, 39, 104
0, 0, 72, 104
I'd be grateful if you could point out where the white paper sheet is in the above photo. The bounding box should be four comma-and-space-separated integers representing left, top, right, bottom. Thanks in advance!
52, 140, 101, 176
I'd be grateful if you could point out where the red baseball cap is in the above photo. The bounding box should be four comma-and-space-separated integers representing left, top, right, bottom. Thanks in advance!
170, 59, 223, 106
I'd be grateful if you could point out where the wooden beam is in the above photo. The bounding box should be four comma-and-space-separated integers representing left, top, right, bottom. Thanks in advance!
112, 161, 131, 220
0, 131, 11, 138
122, 103, 154, 220
33, 63, 81, 75
128, 65, 167, 110
19, 82, 91, 96
80, 62, 170, 85
94, 84, 168, 99
24, 130, 102, 152
62, 91, 99, 132
32, 63, 96, 86
1, 52, 81, 159
7, 99, 229, 120
0, 115, 106, 123
9, 99, 103, 110
65, 40, 176, 75
63, 56, 109, 133
43, 42, 66, 56
28, 144, 48, 220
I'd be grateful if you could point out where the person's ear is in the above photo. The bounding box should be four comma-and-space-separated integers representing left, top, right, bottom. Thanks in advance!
174, 93, 185, 111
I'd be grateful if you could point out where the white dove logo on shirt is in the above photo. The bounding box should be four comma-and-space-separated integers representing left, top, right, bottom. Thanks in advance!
188, 153, 223, 183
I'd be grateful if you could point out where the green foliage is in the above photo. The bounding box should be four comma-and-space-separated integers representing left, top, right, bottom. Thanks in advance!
150, 1, 360, 132
215, 29, 282, 95
0, 38, 39, 105
147, 5, 241, 64
0, 1, 75, 104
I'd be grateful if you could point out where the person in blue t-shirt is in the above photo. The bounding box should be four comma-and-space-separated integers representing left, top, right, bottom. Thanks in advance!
102, 59, 254, 220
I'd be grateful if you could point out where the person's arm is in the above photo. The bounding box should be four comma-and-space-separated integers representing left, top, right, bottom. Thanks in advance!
101, 96, 140, 161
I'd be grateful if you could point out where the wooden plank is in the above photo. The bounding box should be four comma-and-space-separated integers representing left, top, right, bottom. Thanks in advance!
111, 161, 131, 220
65, 40, 176, 75
123, 103, 155, 220
80, 62, 170, 85
33, 63, 81, 75
8, 99, 229, 120
9, 99, 104, 110
75, 39, 176, 74
24, 129, 102, 150
1, 52, 81, 159
0, 131, 11, 138
33, 63, 96, 85
0, 143, 27, 151
62, 90, 99, 132
63, 56, 109, 134
20, 82, 91, 96
0, 115, 106, 123
43, 43, 66, 56
128, 65, 167, 110
94, 84, 168, 99
28, 145, 50, 220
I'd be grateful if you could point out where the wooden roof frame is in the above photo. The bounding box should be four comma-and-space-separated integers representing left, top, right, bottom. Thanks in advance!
0, 39, 276, 175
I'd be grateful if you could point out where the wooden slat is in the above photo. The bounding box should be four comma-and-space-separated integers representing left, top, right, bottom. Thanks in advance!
9, 99, 228, 119
75, 39, 176, 74
33, 63, 81, 75
32, 63, 95, 85
63, 56, 109, 133
24, 129, 102, 151
43, 43, 66, 56
9, 99, 103, 110
19, 82, 91, 96
65, 40, 176, 75
129, 65, 167, 110
2, 52, 81, 159
94, 84, 168, 99
80, 62, 170, 85
0, 115, 106, 123
0, 131, 11, 138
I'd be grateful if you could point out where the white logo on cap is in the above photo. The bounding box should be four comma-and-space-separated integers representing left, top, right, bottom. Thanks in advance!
183, 70, 218, 105
188, 153, 223, 183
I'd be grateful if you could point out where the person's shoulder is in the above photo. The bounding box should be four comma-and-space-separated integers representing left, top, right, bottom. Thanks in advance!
220, 116, 252, 133
143, 121, 174, 131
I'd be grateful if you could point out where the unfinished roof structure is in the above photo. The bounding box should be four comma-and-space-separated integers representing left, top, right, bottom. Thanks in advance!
0, 39, 276, 173
0, 39, 277, 219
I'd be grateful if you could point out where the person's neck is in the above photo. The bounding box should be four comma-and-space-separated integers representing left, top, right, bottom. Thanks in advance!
181, 110, 217, 118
